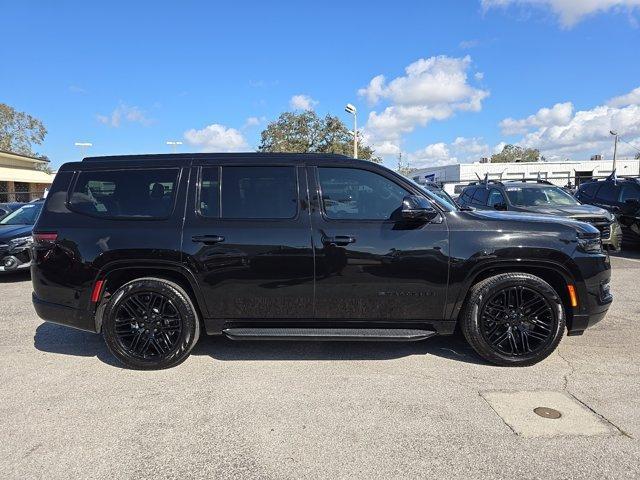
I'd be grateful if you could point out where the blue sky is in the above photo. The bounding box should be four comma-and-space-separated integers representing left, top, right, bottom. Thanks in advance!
2, 0, 640, 169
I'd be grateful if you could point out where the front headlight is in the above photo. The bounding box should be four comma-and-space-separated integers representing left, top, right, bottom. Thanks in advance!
8, 236, 33, 249
577, 232, 602, 253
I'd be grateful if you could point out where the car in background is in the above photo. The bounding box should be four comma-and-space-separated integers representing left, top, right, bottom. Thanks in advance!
0, 200, 44, 272
0, 202, 26, 221
575, 176, 640, 247
420, 181, 459, 208
457, 179, 621, 250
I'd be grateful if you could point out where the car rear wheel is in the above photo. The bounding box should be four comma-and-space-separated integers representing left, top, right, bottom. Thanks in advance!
461, 273, 565, 366
102, 277, 200, 370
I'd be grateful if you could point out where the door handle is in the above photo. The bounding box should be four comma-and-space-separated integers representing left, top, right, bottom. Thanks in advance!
322, 235, 356, 246
192, 235, 225, 244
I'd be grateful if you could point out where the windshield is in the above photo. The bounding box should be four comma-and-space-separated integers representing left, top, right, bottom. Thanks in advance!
0, 203, 43, 225
505, 185, 579, 207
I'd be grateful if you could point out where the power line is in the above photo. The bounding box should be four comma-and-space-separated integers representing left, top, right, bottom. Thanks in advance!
619, 136, 640, 154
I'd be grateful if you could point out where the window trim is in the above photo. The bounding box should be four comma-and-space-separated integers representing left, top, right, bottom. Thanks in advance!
197, 165, 301, 221
66, 167, 182, 221
316, 166, 412, 223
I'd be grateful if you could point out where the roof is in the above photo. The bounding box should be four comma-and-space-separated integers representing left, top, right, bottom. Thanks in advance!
82, 152, 353, 163
0, 166, 55, 184
0, 150, 49, 163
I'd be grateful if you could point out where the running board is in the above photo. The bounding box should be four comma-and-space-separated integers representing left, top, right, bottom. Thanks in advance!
222, 327, 436, 342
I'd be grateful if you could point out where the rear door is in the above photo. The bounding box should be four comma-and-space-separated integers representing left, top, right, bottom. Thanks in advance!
182, 162, 314, 321
308, 164, 449, 321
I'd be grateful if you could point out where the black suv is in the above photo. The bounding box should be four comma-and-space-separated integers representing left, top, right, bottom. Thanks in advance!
31, 154, 612, 369
458, 179, 621, 250
0, 200, 43, 273
575, 177, 640, 247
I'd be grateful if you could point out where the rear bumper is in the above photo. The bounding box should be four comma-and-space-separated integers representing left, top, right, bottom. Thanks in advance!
32, 293, 97, 333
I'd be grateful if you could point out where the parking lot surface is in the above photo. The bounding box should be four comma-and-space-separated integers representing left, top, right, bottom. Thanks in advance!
1, 256, 639, 480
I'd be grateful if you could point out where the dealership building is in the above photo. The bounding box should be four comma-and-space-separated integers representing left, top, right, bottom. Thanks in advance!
0, 150, 55, 202
409, 158, 640, 195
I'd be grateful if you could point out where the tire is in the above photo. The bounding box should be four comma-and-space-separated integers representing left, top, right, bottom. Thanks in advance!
460, 273, 565, 367
102, 277, 200, 370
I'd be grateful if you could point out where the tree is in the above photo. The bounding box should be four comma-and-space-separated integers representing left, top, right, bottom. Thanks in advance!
0, 103, 48, 157
258, 111, 381, 162
396, 152, 417, 177
490, 144, 540, 163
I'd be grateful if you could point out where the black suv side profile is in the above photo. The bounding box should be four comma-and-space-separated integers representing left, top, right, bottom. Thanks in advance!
458, 179, 621, 250
575, 176, 640, 247
32, 154, 612, 369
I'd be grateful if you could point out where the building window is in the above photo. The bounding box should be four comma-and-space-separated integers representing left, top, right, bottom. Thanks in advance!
0, 181, 7, 202
14, 182, 30, 202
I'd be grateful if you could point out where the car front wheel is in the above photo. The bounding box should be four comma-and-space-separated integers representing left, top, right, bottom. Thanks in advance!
461, 273, 565, 366
102, 277, 200, 370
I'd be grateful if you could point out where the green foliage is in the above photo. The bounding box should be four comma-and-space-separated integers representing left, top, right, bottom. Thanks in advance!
0, 103, 47, 157
490, 144, 540, 163
258, 111, 381, 162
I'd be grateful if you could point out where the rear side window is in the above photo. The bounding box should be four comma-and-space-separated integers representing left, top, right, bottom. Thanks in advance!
221, 166, 298, 219
596, 182, 619, 203
69, 168, 179, 218
487, 189, 506, 207
619, 184, 640, 202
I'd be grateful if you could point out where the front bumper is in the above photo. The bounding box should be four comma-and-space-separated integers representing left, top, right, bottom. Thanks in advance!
567, 272, 613, 336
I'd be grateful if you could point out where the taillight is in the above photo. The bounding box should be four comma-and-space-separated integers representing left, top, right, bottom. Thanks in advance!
33, 232, 58, 243
91, 279, 105, 303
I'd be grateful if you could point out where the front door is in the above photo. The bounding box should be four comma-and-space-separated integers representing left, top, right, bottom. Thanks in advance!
182, 163, 315, 321
308, 165, 449, 321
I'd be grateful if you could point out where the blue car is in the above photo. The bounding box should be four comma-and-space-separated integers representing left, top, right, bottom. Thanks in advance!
0, 200, 43, 273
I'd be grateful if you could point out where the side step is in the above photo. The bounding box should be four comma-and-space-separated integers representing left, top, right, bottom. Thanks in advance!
222, 327, 436, 342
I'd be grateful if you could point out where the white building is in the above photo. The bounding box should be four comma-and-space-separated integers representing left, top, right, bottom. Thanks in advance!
409, 159, 640, 195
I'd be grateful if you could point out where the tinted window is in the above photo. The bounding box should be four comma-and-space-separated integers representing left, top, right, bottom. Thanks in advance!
222, 166, 298, 219
199, 167, 220, 217
459, 187, 475, 204
69, 169, 178, 218
619, 184, 640, 203
471, 187, 488, 205
487, 189, 506, 207
579, 182, 599, 198
505, 185, 579, 206
0, 202, 43, 225
318, 167, 408, 220
596, 182, 619, 203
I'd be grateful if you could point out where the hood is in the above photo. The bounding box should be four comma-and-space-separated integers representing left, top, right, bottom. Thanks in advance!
469, 209, 599, 234
514, 204, 611, 219
0, 224, 33, 242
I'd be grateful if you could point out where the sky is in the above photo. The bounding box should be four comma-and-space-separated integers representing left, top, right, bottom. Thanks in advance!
2, 0, 640, 170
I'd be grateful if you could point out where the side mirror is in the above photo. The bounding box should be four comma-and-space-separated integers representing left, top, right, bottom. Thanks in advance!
493, 202, 508, 211
401, 195, 439, 221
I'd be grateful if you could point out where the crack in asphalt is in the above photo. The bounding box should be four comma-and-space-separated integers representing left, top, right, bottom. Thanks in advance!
556, 348, 575, 391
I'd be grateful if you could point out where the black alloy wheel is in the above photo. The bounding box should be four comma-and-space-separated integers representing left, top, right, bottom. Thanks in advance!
461, 273, 565, 366
103, 278, 200, 369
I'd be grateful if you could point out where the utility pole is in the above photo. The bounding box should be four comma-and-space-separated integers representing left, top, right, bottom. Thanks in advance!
610, 130, 618, 172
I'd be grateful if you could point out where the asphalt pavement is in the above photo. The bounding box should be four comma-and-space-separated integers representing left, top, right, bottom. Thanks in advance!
0, 254, 638, 479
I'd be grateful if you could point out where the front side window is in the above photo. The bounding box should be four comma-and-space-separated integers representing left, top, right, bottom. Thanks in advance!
471, 187, 488, 206
69, 168, 179, 218
221, 166, 298, 219
318, 167, 408, 220
596, 182, 619, 203
459, 187, 476, 205
579, 182, 599, 198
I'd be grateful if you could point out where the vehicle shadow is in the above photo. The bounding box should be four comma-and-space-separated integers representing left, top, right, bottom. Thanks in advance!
33, 322, 122, 368
191, 332, 486, 365
33, 321, 487, 367
0, 271, 31, 283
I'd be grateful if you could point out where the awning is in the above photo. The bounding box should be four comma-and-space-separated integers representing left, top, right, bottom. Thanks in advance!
0, 167, 55, 184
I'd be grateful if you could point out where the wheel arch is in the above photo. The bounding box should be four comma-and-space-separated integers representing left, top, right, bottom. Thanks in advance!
451, 260, 577, 332
94, 261, 208, 333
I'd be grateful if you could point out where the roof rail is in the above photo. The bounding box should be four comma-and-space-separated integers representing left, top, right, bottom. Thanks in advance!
469, 179, 503, 186
505, 178, 554, 185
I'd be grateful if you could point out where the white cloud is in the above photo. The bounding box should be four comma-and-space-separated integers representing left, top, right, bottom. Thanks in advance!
358, 55, 489, 156
498, 86, 640, 159
243, 116, 266, 129
500, 102, 574, 135
482, 0, 640, 27
184, 124, 247, 152
406, 136, 492, 168
607, 86, 640, 107
289, 94, 318, 111
459, 39, 480, 49
474, 72, 485, 81
97, 102, 153, 128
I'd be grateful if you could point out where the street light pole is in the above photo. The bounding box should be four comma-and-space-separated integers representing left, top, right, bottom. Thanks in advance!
74, 142, 93, 158
345, 103, 357, 159
166, 141, 183, 153
610, 130, 618, 172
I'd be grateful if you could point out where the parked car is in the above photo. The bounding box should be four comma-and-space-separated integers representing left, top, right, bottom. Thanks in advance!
419, 181, 459, 208
0, 200, 43, 272
0, 202, 26, 221
32, 153, 612, 369
575, 176, 640, 247
457, 179, 621, 250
